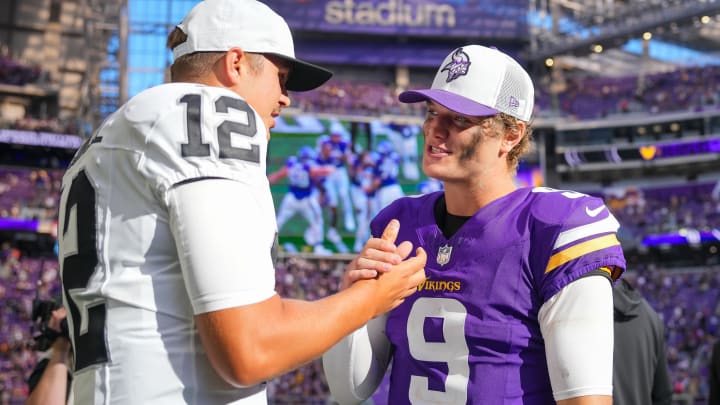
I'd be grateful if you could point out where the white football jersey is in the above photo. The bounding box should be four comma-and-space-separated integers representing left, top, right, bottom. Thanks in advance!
58, 83, 277, 404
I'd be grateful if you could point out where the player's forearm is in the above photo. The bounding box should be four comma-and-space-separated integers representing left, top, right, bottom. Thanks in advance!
229, 249, 423, 385
267, 167, 287, 183
25, 340, 71, 405
557, 395, 612, 405
323, 314, 392, 404
197, 281, 380, 387
257, 290, 380, 375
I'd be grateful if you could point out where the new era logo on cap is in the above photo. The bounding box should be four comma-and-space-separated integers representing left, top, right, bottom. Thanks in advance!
398, 44, 534, 121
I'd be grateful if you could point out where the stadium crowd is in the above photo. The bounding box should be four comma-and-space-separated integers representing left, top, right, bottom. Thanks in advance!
602, 182, 720, 250
628, 264, 720, 402
0, 169, 62, 221
535, 65, 720, 120
0, 245, 61, 404
6, 42, 720, 126
289, 65, 720, 121
1, 243, 720, 403
0, 117, 78, 137
0, 53, 44, 87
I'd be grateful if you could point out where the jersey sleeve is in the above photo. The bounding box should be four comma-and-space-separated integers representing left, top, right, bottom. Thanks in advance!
167, 179, 277, 314
529, 188, 626, 302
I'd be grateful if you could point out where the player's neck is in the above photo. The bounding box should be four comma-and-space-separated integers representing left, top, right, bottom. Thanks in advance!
433, 195, 470, 239
443, 179, 517, 216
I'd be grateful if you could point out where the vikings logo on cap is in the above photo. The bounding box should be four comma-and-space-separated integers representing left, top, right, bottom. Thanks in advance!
440, 48, 471, 83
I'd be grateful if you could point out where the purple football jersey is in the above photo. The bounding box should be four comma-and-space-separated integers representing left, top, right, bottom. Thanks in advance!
370, 187, 626, 404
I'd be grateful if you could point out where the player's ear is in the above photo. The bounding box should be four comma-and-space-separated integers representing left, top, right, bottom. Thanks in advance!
500, 119, 525, 154
216, 48, 244, 86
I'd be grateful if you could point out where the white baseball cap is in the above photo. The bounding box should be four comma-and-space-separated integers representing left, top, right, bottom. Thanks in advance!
172, 0, 332, 92
399, 45, 534, 121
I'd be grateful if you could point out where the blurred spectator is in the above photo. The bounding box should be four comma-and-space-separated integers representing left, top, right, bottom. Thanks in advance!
603, 182, 718, 248
0, 54, 44, 86
709, 340, 720, 404
0, 168, 63, 220
613, 278, 673, 405
0, 116, 78, 135
25, 307, 72, 405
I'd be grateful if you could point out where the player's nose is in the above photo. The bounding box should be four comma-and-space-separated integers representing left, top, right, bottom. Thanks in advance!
279, 92, 291, 108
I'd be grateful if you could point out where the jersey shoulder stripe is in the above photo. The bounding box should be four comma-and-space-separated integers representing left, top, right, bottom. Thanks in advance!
553, 213, 620, 250
545, 233, 621, 274
526, 187, 626, 300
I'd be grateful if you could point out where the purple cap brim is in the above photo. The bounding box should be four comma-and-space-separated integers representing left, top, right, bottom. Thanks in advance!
398, 89, 500, 117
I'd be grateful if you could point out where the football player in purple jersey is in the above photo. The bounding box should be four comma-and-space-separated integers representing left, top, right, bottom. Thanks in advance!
327, 130, 357, 231
324, 45, 626, 405
268, 147, 333, 254
349, 150, 381, 252
372, 140, 405, 210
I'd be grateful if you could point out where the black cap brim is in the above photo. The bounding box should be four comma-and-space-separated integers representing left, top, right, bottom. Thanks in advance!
268, 53, 333, 92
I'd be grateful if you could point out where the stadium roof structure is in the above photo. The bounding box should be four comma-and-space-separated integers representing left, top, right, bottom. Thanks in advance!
84, 0, 129, 130
528, 0, 720, 76
1, 0, 129, 132
5, 0, 184, 131
4, 0, 720, 133
121, 0, 720, 117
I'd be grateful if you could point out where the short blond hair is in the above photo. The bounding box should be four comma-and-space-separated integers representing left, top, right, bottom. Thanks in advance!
487, 113, 533, 171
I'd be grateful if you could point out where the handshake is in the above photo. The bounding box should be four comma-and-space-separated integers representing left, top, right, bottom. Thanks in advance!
341, 219, 427, 317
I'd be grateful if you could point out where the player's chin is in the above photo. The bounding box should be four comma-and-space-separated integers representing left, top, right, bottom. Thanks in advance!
422, 160, 444, 178
265, 118, 276, 137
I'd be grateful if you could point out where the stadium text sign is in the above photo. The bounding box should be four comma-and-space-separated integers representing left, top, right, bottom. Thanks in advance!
266, 0, 528, 38
325, 0, 455, 28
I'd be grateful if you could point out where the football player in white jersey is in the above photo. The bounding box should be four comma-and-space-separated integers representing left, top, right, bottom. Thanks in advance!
57, 1, 427, 404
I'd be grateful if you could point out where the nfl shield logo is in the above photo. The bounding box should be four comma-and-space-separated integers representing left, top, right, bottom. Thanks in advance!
437, 245, 453, 266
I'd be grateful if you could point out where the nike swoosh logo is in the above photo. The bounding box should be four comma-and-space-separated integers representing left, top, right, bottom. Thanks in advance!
585, 205, 606, 217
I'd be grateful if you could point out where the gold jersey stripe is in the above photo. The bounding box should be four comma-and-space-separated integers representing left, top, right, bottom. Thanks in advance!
598, 266, 613, 277
598, 265, 622, 281
601, 265, 624, 281
545, 234, 620, 274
